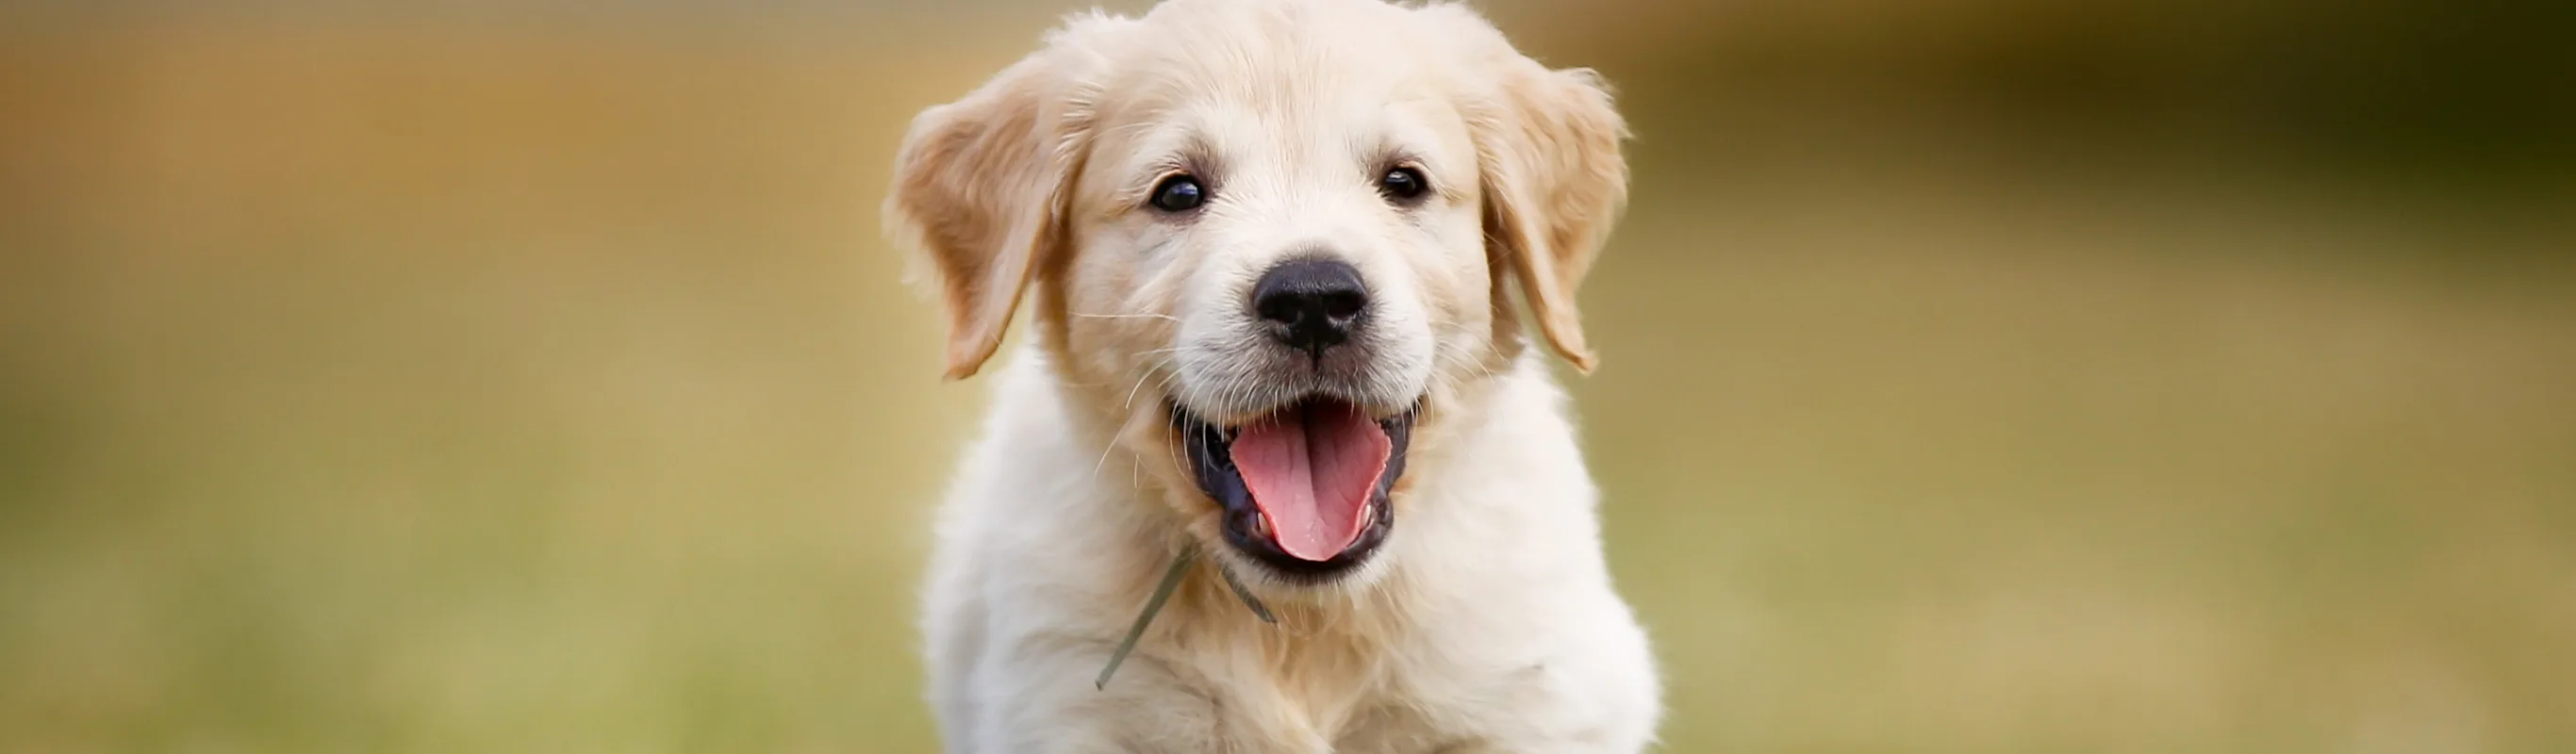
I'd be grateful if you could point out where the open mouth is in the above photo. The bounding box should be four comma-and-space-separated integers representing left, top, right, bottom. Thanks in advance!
1175, 397, 1415, 581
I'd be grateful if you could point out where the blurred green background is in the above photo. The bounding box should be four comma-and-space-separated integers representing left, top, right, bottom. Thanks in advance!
4, 1, 2571, 751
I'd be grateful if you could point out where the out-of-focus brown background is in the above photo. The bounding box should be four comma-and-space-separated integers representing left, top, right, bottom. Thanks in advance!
4, 1, 2570, 750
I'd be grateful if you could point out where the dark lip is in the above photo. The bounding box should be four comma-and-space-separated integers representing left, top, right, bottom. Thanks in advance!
1171, 398, 1416, 583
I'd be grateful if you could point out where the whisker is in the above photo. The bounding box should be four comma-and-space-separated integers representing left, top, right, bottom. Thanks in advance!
1071, 312, 1181, 322
1091, 426, 1124, 483
1120, 365, 1162, 412
1169, 414, 1195, 490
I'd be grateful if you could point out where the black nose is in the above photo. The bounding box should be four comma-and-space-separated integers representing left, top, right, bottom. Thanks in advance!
1252, 258, 1369, 355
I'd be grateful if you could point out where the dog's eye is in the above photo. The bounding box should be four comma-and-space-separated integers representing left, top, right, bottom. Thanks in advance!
1149, 174, 1206, 213
1378, 167, 1428, 203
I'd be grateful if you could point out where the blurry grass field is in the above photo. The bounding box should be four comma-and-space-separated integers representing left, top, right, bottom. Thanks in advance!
5, 13, 2575, 753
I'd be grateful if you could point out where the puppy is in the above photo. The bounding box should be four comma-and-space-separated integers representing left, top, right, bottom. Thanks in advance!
886, 1, 1658, 750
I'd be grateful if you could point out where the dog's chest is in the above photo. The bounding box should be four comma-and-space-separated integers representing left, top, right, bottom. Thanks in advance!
1325, 695, 1507, 753
1182, 624, 1533, 753
1201, 679, 1492, 754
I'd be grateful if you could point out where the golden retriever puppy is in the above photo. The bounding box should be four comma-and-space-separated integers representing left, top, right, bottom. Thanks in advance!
886, 0, 1658, 750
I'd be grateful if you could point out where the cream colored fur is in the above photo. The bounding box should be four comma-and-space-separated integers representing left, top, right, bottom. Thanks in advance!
888, 1, 1659, 750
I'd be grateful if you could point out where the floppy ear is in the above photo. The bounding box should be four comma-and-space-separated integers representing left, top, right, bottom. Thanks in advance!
885, 42, 1091, 380
1470, 57, 1629, 372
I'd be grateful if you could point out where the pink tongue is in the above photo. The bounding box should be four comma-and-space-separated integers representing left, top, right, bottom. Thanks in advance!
1228, 402, 1392, 562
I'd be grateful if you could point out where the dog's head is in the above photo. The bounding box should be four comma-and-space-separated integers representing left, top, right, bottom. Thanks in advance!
888, 0, 1626, 590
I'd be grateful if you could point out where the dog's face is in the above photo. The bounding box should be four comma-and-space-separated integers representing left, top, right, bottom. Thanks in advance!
889, 0, 1626, 590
